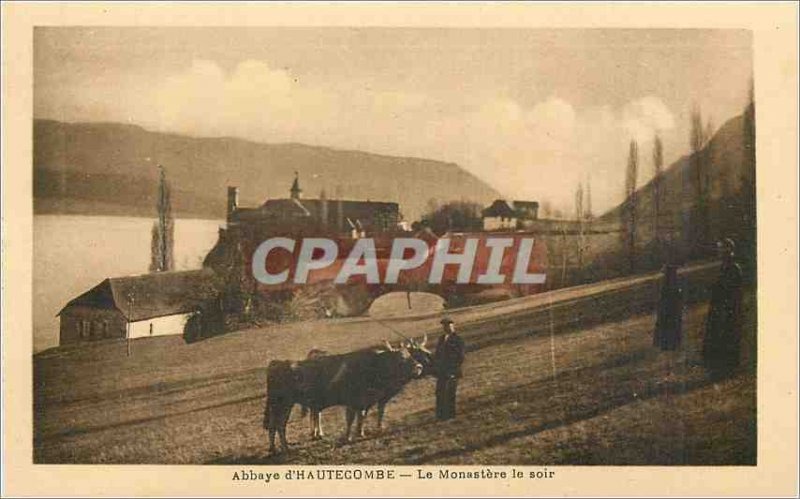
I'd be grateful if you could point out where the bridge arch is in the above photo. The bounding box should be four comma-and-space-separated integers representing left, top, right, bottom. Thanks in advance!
367, 291, 446, 318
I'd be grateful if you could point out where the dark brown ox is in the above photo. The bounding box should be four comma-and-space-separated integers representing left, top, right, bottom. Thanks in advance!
262, 340, 432, 454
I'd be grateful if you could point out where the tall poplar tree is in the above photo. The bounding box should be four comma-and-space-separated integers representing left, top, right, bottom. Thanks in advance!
623, 140, 639, 273
150, 165, 175, 273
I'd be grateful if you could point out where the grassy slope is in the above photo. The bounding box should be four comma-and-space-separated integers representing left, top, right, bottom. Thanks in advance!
34, 267, 755, 465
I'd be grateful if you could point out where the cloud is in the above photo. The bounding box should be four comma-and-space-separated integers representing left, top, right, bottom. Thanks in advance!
433, 95, 675, 213
145, 59, 677, 215
152, 59, 436, 150
155, 59, 314, 138
621, 96, 676, 142
527, 97, 576, 136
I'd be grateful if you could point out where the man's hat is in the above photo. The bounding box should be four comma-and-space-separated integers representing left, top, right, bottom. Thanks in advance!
718, 238, 736, 251
440, 317, 454, 325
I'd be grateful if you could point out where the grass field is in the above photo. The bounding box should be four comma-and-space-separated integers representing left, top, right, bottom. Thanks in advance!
34, 264, 755, 465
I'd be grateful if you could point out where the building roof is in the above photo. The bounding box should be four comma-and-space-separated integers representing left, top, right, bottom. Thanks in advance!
57, 269, 218, 322
261, 198, 312, 217
482, 199, 517, 218
263, 197, 399, 213
258, 197, 399, 231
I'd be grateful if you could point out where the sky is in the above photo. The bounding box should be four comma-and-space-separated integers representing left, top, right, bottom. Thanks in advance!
34, 28, 753, 214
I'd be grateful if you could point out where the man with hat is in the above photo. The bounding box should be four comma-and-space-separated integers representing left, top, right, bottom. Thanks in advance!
702, 238, 744, 379
434, 316, 465, 420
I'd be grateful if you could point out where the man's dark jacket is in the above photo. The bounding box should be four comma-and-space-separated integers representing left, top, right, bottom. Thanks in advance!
434, 333, 465, 378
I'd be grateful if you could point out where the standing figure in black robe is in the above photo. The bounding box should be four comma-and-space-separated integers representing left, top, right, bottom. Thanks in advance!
701, 238, 744, 379
654, 264, 684, 350
434, 317, 465, 421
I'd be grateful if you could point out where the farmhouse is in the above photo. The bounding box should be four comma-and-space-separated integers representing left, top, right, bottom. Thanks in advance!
57, 269, 218, 345
482, 199, 539, 231
482, 200, 517, 230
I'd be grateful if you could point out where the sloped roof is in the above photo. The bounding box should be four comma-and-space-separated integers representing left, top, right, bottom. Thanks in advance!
482, 199, 516, 218
58, 269, 218, 322
263, 197, 398, 215
259, 197, 399, 232
261, 198, 312, 217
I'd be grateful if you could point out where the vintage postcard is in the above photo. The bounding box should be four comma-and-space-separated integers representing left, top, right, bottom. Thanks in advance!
2, 2, 797, 497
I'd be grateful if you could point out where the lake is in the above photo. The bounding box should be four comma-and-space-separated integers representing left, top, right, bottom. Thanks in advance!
33, 215, 223, 353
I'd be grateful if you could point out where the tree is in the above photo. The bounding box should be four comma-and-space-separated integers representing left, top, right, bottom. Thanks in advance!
743, 78, 756, 176
690, 105, 711, 251
623, 140, 639, 273
584, 176, 593, 220
149, 165, 175, 273
574, 182, 585, 269
574, 182, 584, 221
704, 119, 715, 149
652, 134, 664, 245
540, 200, 552, 219
420, 200, 483, 235
583, 176, 593, 270
738, 77, 757, 274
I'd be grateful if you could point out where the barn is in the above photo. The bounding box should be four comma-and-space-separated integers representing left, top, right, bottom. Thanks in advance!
57, 269, 219, 345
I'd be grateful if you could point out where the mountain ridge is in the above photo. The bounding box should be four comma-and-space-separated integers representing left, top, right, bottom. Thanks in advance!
34, 119, 501, 221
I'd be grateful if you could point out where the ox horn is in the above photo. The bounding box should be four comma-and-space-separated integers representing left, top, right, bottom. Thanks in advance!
384, 340, 395, 351
422, 333, 428, 348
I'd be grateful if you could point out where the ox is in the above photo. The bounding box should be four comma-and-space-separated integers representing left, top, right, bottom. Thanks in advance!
262, 338, 433, 454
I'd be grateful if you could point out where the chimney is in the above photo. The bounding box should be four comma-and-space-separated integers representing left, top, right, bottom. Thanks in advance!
227, 186, 239, 221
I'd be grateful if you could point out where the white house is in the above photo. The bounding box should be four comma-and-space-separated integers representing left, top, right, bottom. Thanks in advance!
482, 199, 518, 230
481, 199, 540, 231
57, 269, 218, 346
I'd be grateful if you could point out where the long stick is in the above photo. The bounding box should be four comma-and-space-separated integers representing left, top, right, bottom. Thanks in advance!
368, 316, 413, 342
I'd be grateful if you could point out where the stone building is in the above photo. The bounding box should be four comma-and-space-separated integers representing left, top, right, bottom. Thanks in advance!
226, 172, 401, 235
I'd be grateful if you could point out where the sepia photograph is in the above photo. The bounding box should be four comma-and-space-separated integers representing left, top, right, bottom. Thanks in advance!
2, 3, 798, 497
30, 25, 758, 466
